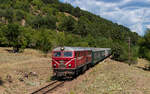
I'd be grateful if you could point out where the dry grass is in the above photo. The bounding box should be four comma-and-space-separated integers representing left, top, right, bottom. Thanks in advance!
68, 58, 150, 94
0, 47, 52, 94
64, 12, 78, 21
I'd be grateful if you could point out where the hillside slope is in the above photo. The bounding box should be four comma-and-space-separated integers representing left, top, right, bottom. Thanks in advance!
0, 0, 140, 62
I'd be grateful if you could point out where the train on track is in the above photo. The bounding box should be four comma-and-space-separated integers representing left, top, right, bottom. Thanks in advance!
52, 47, 111, 78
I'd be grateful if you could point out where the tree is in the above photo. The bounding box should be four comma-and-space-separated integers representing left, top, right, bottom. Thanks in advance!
74, 16, 91, 37
14, 9, 26, 21
3, 24, 27, 52
72, 7, 81, 17
35, 30, 52, 55
58, 3, 73, 13
13, 0, 30, 12
30, 15, 57, 29
42, 0, 59, 4
58, 16, 76, 32
31, 0, 44, 9
139, 29, 150, 60
0, 28, 7, 46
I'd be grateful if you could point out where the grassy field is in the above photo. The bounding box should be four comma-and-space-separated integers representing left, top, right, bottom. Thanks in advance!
0, 47, 150, 94
67, 59, 150, 94
0, 47, 52, 94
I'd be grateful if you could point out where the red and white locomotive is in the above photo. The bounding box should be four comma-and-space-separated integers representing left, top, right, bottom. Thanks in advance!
52, 46, 111, 78
52, 47, 92, 77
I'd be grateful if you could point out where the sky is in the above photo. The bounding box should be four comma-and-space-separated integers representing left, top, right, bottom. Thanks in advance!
59, 0, 150, 35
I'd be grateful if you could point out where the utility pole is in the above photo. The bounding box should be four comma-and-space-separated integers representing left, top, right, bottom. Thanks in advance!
128, 37, 131, 66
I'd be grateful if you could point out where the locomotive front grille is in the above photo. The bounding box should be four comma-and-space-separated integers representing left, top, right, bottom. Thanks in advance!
59, 62, 66, 68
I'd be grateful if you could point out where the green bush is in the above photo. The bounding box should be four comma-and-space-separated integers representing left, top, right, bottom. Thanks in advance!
34, 29, 54, 54
3, 24, 27, 52
30, 15, 57, 29
0, 27, 7, 46
139, 30, 150, 61
58, 16, 76, 32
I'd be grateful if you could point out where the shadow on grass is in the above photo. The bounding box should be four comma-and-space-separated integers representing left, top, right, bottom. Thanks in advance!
50, 76, 57, 81
5, 48, 20, 53
136, 66, 150, 71
5, 49, 14, 53
50, 75, 78, 81
0, 79, 4, 85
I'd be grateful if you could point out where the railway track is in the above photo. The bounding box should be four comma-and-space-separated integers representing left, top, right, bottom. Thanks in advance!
31, 81, 65, 94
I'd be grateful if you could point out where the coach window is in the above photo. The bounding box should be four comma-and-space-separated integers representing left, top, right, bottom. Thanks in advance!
53, 52, 61, 57
64, 52, 72, 57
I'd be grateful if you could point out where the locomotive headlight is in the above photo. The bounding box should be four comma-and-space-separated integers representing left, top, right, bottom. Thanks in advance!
60, 47, 65, 51
68, 64, 71, 67
54, 64, 56, 67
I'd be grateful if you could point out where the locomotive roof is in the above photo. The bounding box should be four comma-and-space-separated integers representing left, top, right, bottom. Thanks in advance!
53, 47, 111, 52
53, 47, 92, 51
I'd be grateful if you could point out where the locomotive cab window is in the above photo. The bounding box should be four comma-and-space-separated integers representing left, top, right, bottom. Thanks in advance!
53, 52, 61, 57
64, 52, 72, 57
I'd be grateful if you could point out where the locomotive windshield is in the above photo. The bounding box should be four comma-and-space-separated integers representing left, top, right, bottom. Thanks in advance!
64, 52, 72, 57
53, 52, 61, 57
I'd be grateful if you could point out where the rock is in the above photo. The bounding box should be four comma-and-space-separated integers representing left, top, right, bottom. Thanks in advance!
29, 72, 38, 77
6, 75, 13, 83
24, 72, 29, 78
18, 78, 24, 82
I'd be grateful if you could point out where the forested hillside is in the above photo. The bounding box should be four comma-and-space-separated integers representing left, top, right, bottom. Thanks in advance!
0, 0, 141, 63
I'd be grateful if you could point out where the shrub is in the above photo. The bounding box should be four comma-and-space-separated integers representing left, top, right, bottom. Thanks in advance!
3, 24, 27, 52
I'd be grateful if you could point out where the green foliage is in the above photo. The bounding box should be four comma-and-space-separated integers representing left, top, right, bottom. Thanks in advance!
14, 9, 26, 21
72, 7, 81, 17
13, 0, 30, 12
31, 0, 44, 9
73, 41, 89, 47
55, 32, 66, 47
58, 16, 76, 32
35, 30, 52, 54
74, 16, 91, 37
3, 24, 27, 52
30, 15, 57, 29
0, 0, 12, 4
42, 0, 59, 4
0, 9, 14, 23
58, 3, 74, 14
0, 27, 7, 46
41, 6, 58, 16
139, 30, 150, 60
23, 27, 36, 48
